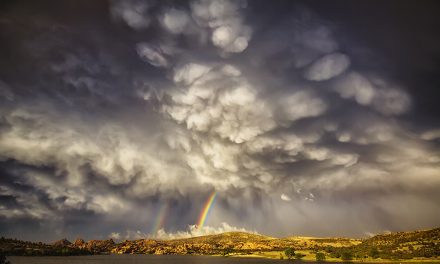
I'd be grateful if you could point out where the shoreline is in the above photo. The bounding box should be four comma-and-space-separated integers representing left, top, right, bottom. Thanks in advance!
8, 253, 440, 263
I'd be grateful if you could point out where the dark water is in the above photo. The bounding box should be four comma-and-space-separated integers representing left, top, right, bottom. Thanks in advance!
7, 255, 313, 264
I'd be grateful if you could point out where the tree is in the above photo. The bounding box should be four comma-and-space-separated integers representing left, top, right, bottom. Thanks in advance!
370, 247, 379, 259
295, 253, 305, 260
284, 247, 295, 260
222, 247, 232, 256
341, 251, 353, 261
0, 254, 10, 264
316, 252, 326, 261
330, 251, 341, 258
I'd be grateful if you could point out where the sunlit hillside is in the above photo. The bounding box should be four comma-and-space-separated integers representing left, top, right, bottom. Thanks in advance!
1, 227, 440, 262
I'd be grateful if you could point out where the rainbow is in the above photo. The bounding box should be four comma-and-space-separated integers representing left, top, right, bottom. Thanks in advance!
152, 203, 168, 234
197, 191, 217, 229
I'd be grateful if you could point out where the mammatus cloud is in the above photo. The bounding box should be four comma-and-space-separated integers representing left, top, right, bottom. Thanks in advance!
110, 0, 152, 30
304, 52, 350, 81
334, 71, 376, 105
191, 0, 252, 53
136, 43, 170, 68
0, 0, 439, 241
161, 8, 190, 34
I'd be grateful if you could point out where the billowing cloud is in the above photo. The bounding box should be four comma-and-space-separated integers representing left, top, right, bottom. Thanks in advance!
164, 63, 277, 143
0, 0, 439, 241
154, 223, 253, 240
109, 232, 121, 240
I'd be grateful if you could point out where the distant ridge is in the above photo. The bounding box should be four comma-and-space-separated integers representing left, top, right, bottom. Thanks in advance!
168, 231, 275, 243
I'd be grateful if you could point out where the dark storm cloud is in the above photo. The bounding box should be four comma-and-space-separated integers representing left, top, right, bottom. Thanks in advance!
0, 0, 439, 241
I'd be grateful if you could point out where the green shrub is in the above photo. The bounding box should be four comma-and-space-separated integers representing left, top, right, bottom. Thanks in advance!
284, 247, 295, 259
315, 252, 326, 261
341, 251, 353, 261
295, 253, 304, 259
369, 247, 379, 259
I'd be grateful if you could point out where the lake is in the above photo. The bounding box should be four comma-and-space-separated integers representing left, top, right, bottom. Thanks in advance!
7, 255, 316, 264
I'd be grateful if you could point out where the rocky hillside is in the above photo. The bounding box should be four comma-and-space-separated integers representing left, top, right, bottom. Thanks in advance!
1, 227, 439, 261
0, 237, 91, 256
72, 238, 115, 254
351, 227, 440, 259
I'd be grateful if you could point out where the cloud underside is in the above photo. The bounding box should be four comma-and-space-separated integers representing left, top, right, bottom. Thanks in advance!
0, 0, 439, 240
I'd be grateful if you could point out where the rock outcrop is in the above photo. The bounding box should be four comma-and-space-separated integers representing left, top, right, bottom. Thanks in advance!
52, 239, 72, 247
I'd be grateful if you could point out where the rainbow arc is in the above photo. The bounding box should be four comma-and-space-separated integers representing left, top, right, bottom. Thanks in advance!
152, 203, 168, 234
197, 191, 217, 229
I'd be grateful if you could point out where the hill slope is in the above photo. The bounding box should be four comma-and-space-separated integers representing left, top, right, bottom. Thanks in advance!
1, 228, 439, 261
353, 228, 440, 259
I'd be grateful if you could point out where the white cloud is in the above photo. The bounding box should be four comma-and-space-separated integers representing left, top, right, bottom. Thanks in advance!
212, 26, 236, 48
304, 52, 350, 81
298, 25, 339, 54
110, 0, 152, 30
161, 9, 190, 34
173, 63, 212, 85
0, 185, 54, 220
331, 153, 359, 167
334, 71, 376, 105
372, 87, 411, 115
153, 223, 254, 239
421, 129, 440, 140
281, 194, 291, 201
88, 195, 126, 213
136, 43, 169, 68
165, 63, 277, 143
190, 0, 251, 53
125, 230, 148, 240
109, 232, 121, 240
278, 90, 327, 121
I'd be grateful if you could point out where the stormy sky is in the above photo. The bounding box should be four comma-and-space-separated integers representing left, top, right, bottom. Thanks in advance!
1, 0, 440, 242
